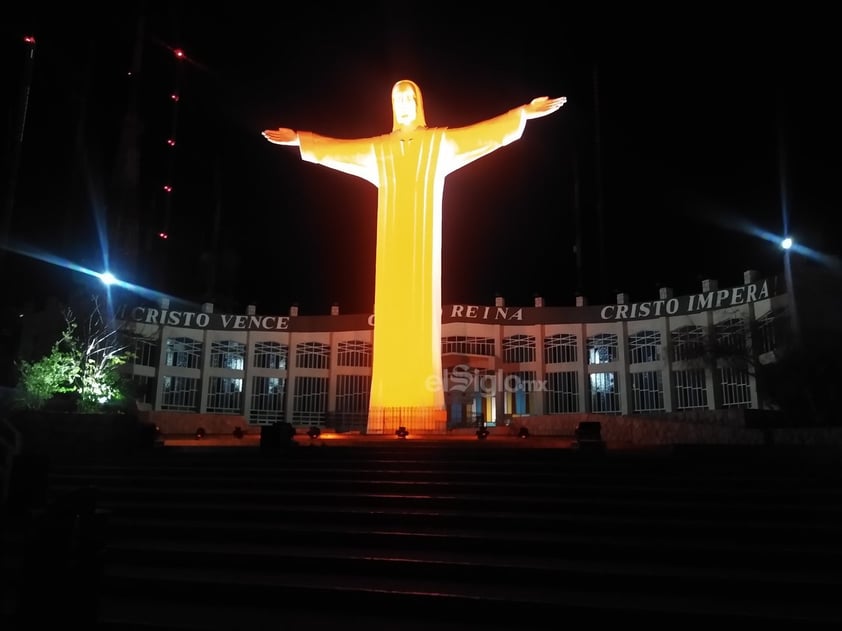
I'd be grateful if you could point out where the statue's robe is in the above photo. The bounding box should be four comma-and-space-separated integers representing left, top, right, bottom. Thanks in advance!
298, 108, 526, 433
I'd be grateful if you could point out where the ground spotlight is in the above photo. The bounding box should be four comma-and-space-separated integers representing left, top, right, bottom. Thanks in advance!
395, 426, 408, 439
476, 424, 489, 440
307, 426, 321, 439
195, 427, 206, 440
517, 427, 529, 439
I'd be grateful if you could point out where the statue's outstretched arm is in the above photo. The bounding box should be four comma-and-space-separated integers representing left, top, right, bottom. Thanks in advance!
262, 128, 300, 146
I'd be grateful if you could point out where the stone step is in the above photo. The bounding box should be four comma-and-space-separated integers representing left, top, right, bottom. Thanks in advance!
6, 443, 841, 629
49, 469, 842, 501
101, 514, 840, 572
103, 538, 842, 599
96, 562, 842, 627
49, 478, 842, 536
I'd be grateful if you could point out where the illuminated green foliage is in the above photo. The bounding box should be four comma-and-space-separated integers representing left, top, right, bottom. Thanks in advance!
16, 296, 133, 412
17, 337, 79, 409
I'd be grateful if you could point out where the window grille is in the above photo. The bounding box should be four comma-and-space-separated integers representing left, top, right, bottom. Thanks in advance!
756, 311, 780, 355
165, 337, 202, 369
292, 376, 328, 423
442, 336, 496, 356
335, 374, 371, 419
249, 376, 286, 423
672, 369, 708, 410
628, 330, 661, 364
254, 341, 288, 370
161, 375, 199, 410
337, 340, 372, 367
295, 342, 330, 370
210, 340, 245, 370
503, 335, 536, 363
716, 318, 746, 353
719, 367, 752, 408
631, 370, 664, 413
587, 333, 618, 365
671, 326, 706, 362
589, 371, 620, 414
503, 370, 537, 415
544, 333, 577, 364
131, 375, 154, 405
132, 339, 158, 367
207, 376, 243, 413
544, 370, 579, 413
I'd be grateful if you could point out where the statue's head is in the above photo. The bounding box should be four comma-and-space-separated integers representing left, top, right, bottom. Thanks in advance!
391, 79, 426, 131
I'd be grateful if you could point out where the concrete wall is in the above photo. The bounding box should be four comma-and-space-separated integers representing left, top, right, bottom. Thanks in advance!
142, 410, 248, 435
505, 410, 842, 447
143, 408, 842, 448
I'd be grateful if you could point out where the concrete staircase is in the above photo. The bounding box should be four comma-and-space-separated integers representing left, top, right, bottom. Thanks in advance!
8, 440, 842, 629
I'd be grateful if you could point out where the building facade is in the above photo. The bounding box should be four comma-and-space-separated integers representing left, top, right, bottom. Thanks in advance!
121, 271, 790, 433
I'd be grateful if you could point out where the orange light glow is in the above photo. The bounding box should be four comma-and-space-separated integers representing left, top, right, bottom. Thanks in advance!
263, 81, 565, 434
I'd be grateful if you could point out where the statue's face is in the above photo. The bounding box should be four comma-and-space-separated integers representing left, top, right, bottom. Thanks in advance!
392, 85, 418, 127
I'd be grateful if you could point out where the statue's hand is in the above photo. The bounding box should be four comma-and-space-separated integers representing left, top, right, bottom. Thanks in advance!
524, 96, 567, 120
262, 128, 299, 146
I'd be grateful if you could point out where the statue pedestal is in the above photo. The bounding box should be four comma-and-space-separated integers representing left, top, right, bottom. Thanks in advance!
366, 407, 447, 435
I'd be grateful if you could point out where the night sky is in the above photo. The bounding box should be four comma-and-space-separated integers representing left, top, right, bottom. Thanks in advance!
2, 5, 840, 317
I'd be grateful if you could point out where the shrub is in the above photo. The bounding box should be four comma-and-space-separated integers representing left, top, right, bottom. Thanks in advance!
16, 296, 133, 413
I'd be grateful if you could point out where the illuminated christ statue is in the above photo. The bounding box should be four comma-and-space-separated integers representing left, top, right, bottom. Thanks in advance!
263, 79, 565, 434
